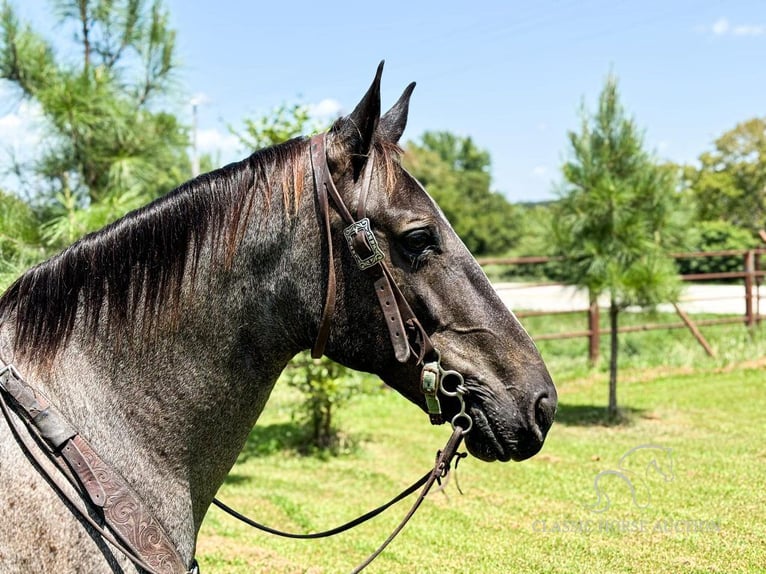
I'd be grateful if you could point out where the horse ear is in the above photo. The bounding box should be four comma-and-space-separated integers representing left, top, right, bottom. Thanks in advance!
378, 82, 416, 144
328, 61, 383, 173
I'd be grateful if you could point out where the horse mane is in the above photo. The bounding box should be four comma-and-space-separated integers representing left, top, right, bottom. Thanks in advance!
0, 137, 310, 363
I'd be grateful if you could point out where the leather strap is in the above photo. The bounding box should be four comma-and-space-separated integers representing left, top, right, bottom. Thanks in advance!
309, 135, 338, 359
0, 361, 191, 574
212, 425, 465, 573
309, 133, 434, 365
60, 436, 107, 507
213, 469, 431, 539
349, 425, 465, 573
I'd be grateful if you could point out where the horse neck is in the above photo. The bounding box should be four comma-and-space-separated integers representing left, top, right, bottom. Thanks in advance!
2, 155, 322, 558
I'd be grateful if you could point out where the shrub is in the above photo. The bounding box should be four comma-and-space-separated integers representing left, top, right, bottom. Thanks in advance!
280, 352, 372, 454
676, 221, 757, 277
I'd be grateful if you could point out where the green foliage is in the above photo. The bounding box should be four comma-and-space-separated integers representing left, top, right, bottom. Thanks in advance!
279, 352, 371, 454
404, 131, 521, 256
677, 220, 757, 276
552, 78, 687, 308
230, 102, 321, 151
0, 0, 190, 250
0, 190, 45, 288
683, 118, 766, 233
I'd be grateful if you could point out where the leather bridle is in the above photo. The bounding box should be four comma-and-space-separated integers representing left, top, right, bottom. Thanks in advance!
308, 132, 472, 431
0, 132, 473, 573
309, 133, 433, 366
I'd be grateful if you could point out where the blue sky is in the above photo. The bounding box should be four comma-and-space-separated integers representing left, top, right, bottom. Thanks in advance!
2, 1, 765, 202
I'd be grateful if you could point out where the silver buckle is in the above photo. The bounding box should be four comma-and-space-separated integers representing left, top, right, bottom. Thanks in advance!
343, 218, 384, 270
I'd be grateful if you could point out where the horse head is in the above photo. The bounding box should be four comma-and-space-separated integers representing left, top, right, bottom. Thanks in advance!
312, 63, 557, 462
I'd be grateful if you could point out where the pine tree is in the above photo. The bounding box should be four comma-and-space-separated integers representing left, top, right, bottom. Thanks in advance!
0, 0, 190, 248
552, 74, 688, 419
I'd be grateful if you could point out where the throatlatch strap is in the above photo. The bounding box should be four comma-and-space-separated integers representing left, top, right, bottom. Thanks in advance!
310, 135, 337, 359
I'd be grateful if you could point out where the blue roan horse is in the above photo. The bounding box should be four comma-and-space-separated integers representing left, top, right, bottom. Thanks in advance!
0, 64, 556, 573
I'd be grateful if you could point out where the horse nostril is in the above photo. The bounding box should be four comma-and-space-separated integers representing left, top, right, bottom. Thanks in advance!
533, 391, 557, 435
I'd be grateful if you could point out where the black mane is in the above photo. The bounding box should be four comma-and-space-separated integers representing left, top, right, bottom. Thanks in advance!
0, 137, 309, 362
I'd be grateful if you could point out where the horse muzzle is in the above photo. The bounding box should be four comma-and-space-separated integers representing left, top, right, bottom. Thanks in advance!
464, 370, 557, 462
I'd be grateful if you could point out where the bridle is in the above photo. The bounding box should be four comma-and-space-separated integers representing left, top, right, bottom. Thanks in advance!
0, 132, 473, 573
310, 132, 431, 365
308, 132, 472, 431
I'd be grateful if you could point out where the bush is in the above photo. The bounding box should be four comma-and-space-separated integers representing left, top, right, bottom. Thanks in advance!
676, 221, 757, 277
280, 352, 373, 454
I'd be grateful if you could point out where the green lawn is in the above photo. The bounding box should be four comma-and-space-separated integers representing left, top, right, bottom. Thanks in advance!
197, 341, 766, 573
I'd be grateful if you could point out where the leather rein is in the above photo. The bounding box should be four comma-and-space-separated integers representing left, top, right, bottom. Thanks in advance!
0, 132, 472, 573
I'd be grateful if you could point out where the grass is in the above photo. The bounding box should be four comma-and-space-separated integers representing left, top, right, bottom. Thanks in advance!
523, 309, 766, 381
197, 321, 766, 574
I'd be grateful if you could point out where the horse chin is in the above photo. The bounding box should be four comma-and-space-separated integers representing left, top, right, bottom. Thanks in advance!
465, 405, 545, 463
464, 407, 511, 462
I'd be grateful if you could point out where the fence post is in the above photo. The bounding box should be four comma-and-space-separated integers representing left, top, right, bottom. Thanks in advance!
756, 250, 762, 325
588, 291, 600, 365
745, 250, 755, 329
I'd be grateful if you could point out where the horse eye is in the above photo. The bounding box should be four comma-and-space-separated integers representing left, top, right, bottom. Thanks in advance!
400, 229, 436, 254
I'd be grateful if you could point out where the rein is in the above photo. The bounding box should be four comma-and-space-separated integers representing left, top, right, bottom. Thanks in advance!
0, 131, 473, 573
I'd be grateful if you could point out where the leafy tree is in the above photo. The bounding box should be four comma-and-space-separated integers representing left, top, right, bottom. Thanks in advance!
230, 102, 320, 151
0, 190, 43, 289
683, 118, 766, 234
677, 220, 757, 277
551, 74, 688, 419
280, 352, 369, 453
404, 131, 521, 255
0, 0, 190, 249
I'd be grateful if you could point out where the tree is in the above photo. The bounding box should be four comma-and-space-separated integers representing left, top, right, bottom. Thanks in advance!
682, 118, 766, 234
677, 220, 757, 277
404, 131, 521, 255
280, 352, 366, 453
230, 102, 321, 151
0, 0, 190, 248
0, 189, 43, 289
551, 74, 688, 419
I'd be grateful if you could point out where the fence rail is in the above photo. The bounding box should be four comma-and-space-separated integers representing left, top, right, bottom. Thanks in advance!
478, 248, 765, 362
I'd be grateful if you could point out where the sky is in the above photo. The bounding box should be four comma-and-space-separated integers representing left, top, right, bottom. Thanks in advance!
1, 0, 765, 203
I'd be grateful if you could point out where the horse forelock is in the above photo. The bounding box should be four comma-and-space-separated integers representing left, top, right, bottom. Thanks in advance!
0, 137, 310, 364
374, 139, 404, 192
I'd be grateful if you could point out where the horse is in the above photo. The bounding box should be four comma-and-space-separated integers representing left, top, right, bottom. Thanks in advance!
0, 63, 557, 573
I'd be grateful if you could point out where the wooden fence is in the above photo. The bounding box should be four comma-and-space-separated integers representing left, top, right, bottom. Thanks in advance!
478, 249, 765, 363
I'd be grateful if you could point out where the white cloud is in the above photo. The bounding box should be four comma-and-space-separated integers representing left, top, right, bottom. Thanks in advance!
0, 99, 45, 149
196, 127, 239, 156
309, 98, 343, 120
531, 165, 548, 178
189, 92, 211, 107
709, 17, 765, 37
712, 17, 730, 36
733, 24, 766, 37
